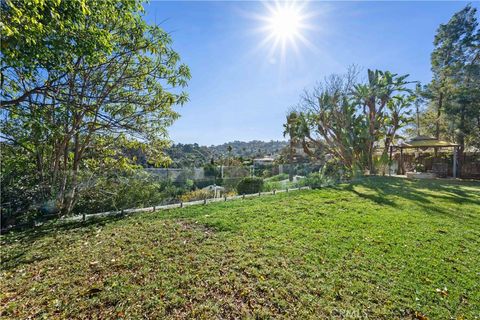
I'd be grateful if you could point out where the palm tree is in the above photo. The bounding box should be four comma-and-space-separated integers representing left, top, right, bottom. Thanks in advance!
353, 69, 411, 174
284, 111, 301, 181
227, 145, 233, 165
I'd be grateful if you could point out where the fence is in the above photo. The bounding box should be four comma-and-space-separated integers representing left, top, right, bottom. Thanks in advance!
1, 163, 326, 230
391, 152, 480, 178
66, 186, 312, 222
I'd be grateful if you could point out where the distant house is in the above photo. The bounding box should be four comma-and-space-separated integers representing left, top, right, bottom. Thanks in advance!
253, 156, 276, 166
289, 140, 321, 163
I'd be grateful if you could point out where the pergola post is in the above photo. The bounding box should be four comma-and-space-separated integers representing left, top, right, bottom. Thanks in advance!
453, 146, 457, 179
400, 148, 404, 175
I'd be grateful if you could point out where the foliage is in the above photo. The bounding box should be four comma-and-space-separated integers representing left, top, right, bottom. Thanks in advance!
1, 0, 190, 216
203, 163, 220, 178
161, 141, 288, 168
263, 177, 302, 191
427, 4, 480, 154
1, 0, 140, 75
236, 177, 264, 194
288, 66, 415, 175
1, 178, 479, 318
179, 189, 214, 202
220, 178, 241, 192
74, 171, 183, 214
414, 163, 426, 173
303, 161, 346, 189
304, 173, 325, 189
0, 143, 41, 227
262, 181, 282, 192
209, 140, 287, 159
264, 173, 289, 182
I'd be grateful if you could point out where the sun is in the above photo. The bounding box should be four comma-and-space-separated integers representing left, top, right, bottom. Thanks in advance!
267, 5, 302, 41
253, 1, 315, 61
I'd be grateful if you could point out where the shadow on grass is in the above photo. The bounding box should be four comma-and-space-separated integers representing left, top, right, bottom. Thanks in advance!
0, 214, 130, 271
342, 176, 480, 219
2, 177, 479, 271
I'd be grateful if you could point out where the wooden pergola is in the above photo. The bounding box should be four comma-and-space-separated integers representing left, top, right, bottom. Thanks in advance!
390, 136, 460, 178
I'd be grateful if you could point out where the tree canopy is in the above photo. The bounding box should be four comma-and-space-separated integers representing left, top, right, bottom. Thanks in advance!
1, 0, 190, 215
426, 4, 480, 151
285, 67, 415, 174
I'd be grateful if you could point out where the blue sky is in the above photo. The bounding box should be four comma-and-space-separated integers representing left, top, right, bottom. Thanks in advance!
144, 1, 472, 146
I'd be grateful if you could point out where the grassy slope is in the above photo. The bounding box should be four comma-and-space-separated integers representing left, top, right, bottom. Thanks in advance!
1, 177, 479, 319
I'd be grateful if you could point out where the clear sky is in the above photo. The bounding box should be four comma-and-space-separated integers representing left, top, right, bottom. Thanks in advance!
144, 1, 472, 146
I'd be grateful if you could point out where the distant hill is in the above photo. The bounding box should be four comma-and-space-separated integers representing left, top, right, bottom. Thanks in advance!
165, 140, 288, 167
207, 140, 288, 158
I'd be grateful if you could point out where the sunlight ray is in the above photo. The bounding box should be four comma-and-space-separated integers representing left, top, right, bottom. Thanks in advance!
249, 0, 319, 66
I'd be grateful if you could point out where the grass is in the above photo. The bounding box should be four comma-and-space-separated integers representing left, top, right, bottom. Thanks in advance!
1, 177, 479, 319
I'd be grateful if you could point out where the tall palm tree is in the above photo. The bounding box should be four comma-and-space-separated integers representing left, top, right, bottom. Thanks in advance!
284, 111, 301, 181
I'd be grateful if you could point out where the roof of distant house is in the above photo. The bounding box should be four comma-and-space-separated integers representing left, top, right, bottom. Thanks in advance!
253, 156, 276, 161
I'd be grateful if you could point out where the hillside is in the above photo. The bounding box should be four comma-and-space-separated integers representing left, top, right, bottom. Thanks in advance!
165, 140, 288, 167
2, 177, 479, 319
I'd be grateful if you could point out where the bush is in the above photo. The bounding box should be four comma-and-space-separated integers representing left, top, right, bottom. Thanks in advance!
74, 170, 184, 213
179, 189, 213, 202
263, 181, 282, 192
236, 177, 264, 195
222, 177, 241, 192
415, 163, 426, 173
304, 172, 336, 189
264, 173, 288, 182
304, 173, 322, 189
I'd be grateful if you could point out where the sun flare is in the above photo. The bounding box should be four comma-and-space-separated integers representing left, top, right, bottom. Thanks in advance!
267, 6, 302, 41
254, 1, 315, 62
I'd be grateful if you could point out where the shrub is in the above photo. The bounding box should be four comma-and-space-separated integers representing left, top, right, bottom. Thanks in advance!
179, 189, 213, 202
305, 173, 323, 189
74, 170, 184, 214
222, 177, 241, 192
262, 169, 272, 178
304, 172, 336, 189
264, 173, 288, 182
236, 177, 264, 195
263, 181, 282, 192
415, 163, 426, 173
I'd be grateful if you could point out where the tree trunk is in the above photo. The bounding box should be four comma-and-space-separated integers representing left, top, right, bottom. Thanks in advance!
436, 92, 443, 139
368, 141, 375, 175
289, 140, 294, 181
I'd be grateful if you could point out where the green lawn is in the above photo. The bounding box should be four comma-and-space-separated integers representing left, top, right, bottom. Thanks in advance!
1, 177, 480, 319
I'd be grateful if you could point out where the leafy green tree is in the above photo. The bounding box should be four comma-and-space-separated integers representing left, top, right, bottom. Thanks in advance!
429, 4, 480, 158
1, 0, 190, 216
294, 67, 365, 170
283, 111, 301, 180
286, 67, 415, 175
227, 145, 233, 165
353, 70, 413, 174
1, 0, 144, 107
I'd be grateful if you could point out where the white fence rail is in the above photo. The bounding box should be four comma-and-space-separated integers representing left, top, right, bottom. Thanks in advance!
65, 186, 311, 222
